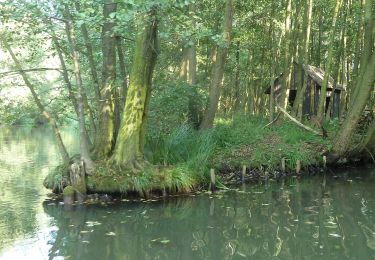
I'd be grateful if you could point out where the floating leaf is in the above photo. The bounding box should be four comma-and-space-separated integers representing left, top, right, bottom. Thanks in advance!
106, 232, 116, 236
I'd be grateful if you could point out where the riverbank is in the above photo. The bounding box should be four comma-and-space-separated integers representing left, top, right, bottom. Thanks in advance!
44, 115, 346, 198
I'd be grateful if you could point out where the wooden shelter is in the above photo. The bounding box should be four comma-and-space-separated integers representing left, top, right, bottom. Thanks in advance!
265, 63, 345, 118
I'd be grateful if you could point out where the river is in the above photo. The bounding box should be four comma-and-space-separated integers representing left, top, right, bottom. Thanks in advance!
0, 126, 374, 259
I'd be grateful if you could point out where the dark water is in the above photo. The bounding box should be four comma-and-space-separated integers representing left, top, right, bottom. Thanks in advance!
0, 127, 375, 259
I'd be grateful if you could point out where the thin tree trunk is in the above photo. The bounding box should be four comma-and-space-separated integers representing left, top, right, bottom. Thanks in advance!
3, 41, 70, 165
294, 0, 313, 119
233, 41, 241, 112
53, 36, 96, 141
75, 3, 101, 105
279, 0, 293, 110
180, 42, 197, 85
93, 0, 117, 158
64, 7, 94, 170
111, 8, 158, 168
316, 0, 343, 123
117, 37, 128, 102
200, 0, 233, 130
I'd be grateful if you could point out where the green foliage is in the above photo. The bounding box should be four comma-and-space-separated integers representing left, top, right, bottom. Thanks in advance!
147, 80, 206, 138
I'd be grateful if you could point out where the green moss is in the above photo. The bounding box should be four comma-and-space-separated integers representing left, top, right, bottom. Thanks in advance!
63, 185, 75, 196
85, 162, 197, 195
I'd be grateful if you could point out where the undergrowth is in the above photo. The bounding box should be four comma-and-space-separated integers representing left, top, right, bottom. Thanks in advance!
45, 115, 338, 194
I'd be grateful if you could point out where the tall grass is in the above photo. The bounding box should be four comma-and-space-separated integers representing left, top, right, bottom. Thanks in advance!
146, 114, 333, 180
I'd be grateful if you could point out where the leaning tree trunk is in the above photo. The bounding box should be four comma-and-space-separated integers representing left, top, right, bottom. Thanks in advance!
111, 8, 158, 169
363, 119, 375, 156
93, 0, 117, 158
334, 51, 375, 156
3, 41, 70, 165
199, 0, 233, 130
348, 0, 374, 111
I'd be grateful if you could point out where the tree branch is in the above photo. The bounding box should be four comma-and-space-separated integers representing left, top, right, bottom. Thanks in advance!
0, 68, 70, 77
277, 105, 322, 136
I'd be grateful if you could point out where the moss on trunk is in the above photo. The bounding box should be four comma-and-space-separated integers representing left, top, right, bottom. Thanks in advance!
111, 9, 158, 169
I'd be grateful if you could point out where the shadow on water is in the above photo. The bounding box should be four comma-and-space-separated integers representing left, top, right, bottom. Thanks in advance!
0, 126, 375, 259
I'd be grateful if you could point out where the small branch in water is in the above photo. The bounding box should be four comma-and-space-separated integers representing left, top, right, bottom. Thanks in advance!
364, 147, 375, 163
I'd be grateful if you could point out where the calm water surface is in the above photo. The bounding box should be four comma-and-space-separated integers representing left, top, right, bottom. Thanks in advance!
0, 126, 375, 259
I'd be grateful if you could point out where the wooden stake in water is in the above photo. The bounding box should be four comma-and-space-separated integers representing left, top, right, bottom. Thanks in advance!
296, 160, 301, 175
323, 155, 327, 169
281, 158, 286, 172
210, 168, 216, 192
242, 165, 246, 182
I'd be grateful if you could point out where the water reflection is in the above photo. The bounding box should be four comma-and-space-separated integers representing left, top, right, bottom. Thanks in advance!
0, 126, 78, 253
42, 172, 375, 260
0, 126, 374, 259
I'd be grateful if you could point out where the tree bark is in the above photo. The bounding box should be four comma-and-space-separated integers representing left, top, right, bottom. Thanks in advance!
111, 8, 158, 168
93, 0, 117, 158
200, 0, 233, 130
114, 36, 128, 142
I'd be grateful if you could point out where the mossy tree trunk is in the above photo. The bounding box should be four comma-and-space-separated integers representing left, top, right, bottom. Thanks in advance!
111, 8, 158, 169
200, 0, 233, 130
114, 36, 128, 140
348, 0, 374, 111
363, 119, 375, 155
333, 0, 374, 157
93, 0, 117, 159
3, 40, 70, 165
334, 52, 375, 156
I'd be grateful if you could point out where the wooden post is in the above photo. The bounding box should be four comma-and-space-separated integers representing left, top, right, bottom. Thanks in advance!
296, 160, 301, 174
242, 165, 246, 182
281, 158, 286, 172
323, 155, 327, 169
210, 168, 216, 192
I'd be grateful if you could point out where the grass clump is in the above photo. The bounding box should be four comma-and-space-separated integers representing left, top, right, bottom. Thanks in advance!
86, 162, 197, 196
43, 164, 71, 193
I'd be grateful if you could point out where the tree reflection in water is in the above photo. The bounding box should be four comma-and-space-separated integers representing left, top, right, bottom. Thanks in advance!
44, 170, 375, 259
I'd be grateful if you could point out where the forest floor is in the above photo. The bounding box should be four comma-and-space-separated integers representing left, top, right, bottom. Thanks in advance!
44, 115, 344, 198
